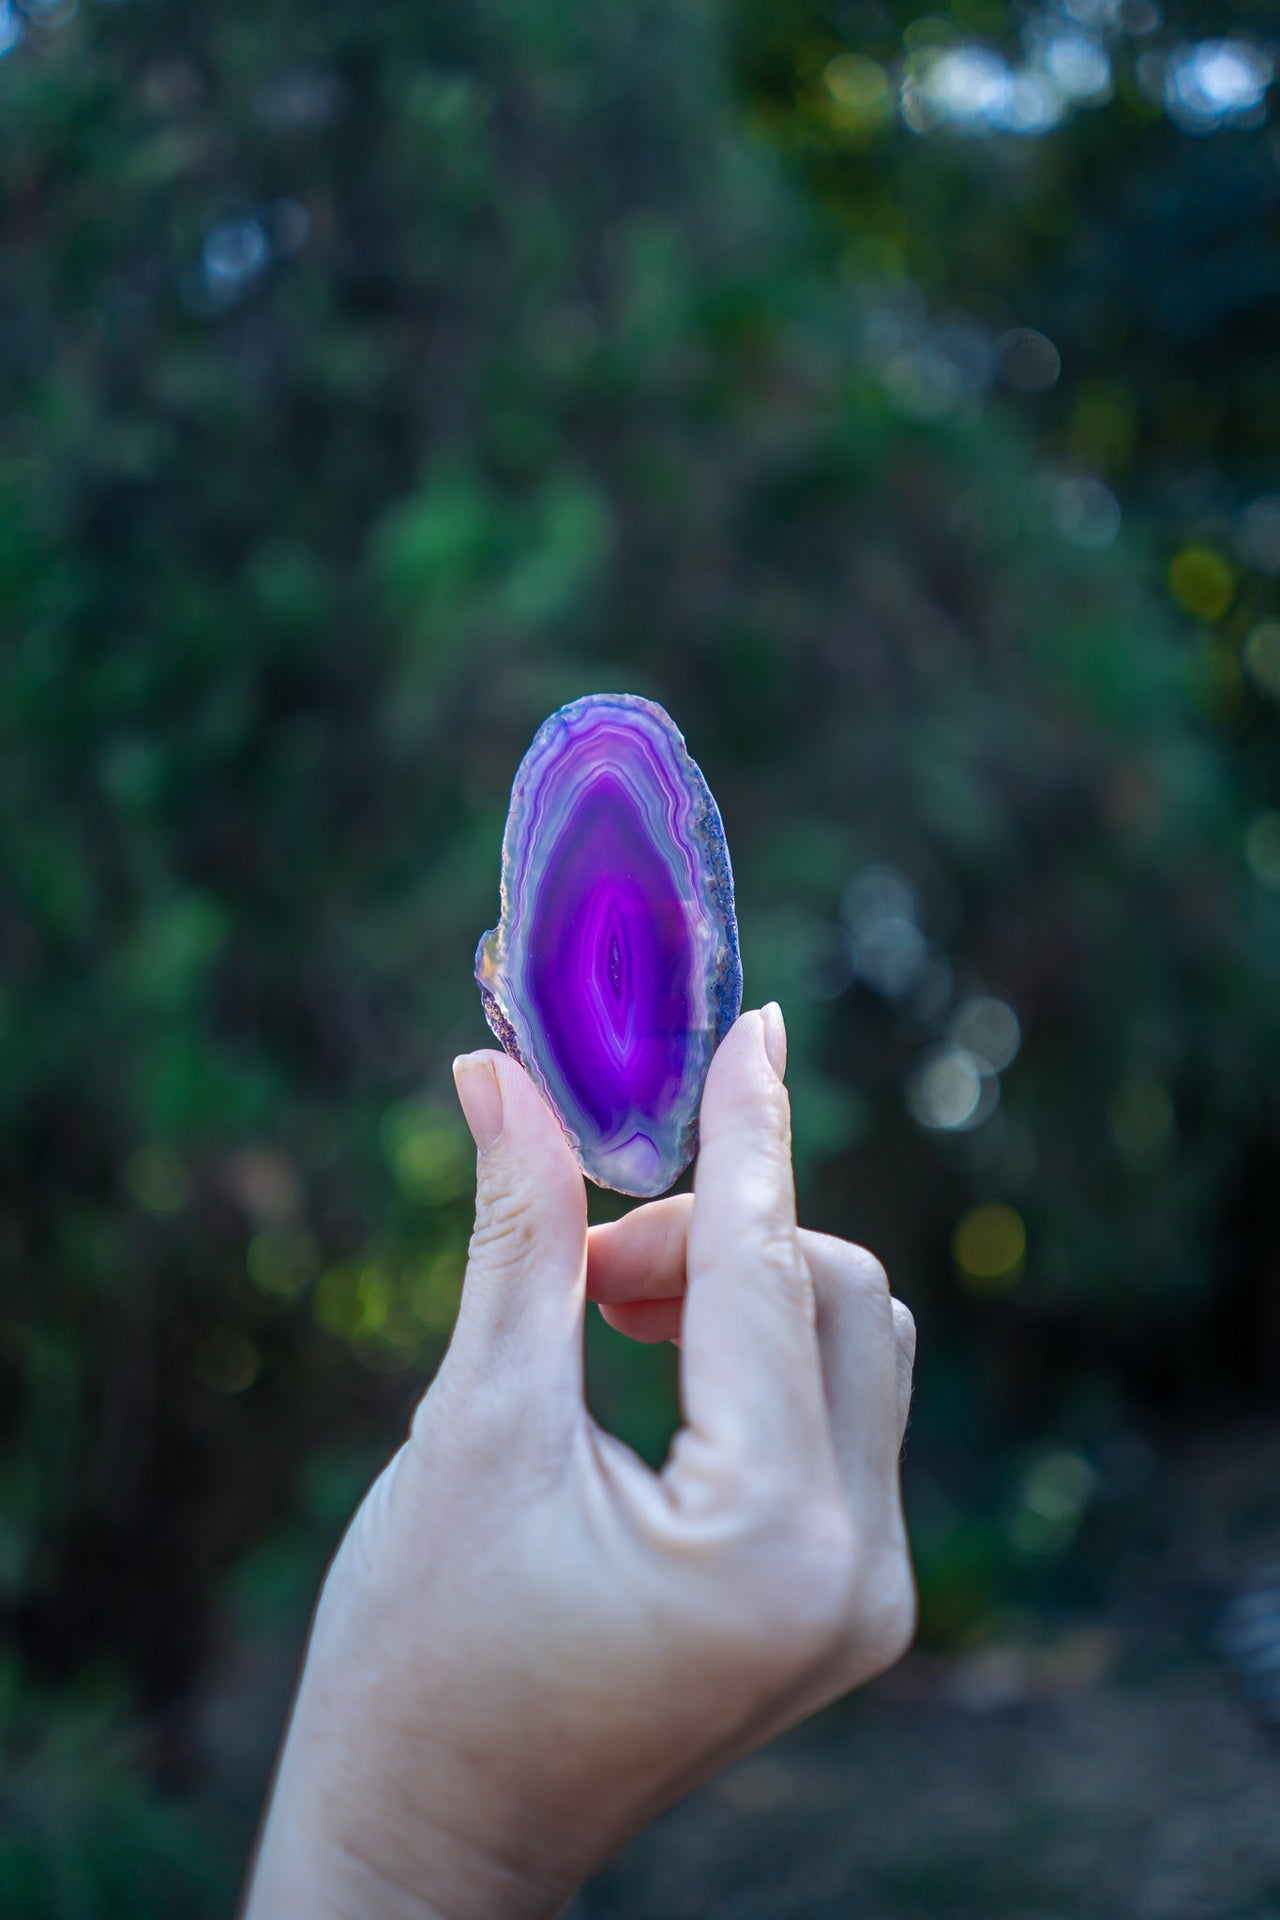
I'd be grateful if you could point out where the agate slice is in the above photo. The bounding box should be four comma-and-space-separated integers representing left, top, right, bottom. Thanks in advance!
475, 693, 742, 1197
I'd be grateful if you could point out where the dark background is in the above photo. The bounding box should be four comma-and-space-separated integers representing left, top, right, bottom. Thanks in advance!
3, 0, 1280, 1912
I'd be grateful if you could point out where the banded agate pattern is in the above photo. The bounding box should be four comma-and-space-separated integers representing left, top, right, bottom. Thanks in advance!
475, 693, 742, 1196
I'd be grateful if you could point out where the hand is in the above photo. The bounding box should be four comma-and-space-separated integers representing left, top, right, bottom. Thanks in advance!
243, 1006, 917, 1920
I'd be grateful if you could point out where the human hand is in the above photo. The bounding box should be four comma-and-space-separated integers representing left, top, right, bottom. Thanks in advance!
243, 1006, 916, 1920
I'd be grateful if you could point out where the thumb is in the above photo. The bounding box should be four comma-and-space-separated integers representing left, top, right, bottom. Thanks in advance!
444, 1049, 588, 1395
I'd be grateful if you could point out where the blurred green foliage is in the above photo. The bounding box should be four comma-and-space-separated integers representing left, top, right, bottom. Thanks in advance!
2, 0, 1279, 1906
0, 1664, 224, 1919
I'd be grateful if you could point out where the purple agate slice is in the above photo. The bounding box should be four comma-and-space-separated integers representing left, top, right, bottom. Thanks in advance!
475, 693, 742, 1197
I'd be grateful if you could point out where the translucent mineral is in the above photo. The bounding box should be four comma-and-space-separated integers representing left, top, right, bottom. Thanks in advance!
475, 693, 742, 1197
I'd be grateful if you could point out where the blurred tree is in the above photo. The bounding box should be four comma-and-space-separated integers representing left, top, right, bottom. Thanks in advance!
734, 0, 1280, 519
1, 0, 1279, 1904
727, 0, 1280, 1428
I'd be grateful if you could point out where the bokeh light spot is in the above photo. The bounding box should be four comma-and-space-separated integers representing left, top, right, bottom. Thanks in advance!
908, 1045, 998, 1132
353, 1263, 390, 1335
410, 1248, 466, 1333
908, 46, 1064, 137
949, 995, 1021, 1072
854, 916, 928, 997
1011, 1450, 1096, 1553
842, 866, 916, 929
1164, 40, 1273, 132
912, 47, 1009, 129
314, 1264, 360, 1339
203, 216, 269, 288
1041, 32, 1112, 104
1048, 473, 1121, 549
1168, 546, 1234, 622
844, 864, 932, 997
381, 1100, 472, 1205
823, 54, 892, 130
954, 1202, 1026, 1290
996, 327, 1061, 393
1026, 1450, 1094, 1520
1003, 71, 1067, 134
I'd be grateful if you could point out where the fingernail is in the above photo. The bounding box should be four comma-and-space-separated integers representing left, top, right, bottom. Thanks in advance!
761, 1002, 787, 1082
452, 1054, 505, 1153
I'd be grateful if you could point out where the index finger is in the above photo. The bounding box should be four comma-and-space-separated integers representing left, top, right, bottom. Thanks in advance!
677, 1006, 831, 1472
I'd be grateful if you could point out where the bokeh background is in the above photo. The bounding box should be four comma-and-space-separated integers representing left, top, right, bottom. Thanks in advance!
4, 0, 1280, 1912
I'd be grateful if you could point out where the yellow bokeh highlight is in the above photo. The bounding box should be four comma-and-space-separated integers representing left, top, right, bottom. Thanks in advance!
1168, 546, 1234, 623
381, 1099, 471, 1206
410, 1246, 466, 1333
314, 1261, 390, 1340
313, 1239, 465, 1358
822, 53, 891, 124
953, 1202, 1025, 1292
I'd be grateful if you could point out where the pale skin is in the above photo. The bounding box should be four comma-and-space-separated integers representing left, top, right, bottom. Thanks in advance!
243, 1005, 918, 1920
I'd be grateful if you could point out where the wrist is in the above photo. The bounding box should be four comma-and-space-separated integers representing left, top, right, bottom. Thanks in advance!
244, 1832, 451, 1920
246, 1813, 572, 1920
243, 1732, 579, 1920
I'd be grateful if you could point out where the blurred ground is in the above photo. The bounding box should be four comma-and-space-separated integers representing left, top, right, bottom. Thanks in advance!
573, 1427, 1280, 1919
203, 1422, 1280, 1916
573, 1643, 1280, 1920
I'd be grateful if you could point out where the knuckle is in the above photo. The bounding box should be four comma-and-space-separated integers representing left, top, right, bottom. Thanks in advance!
728, 1078, 793, 1166
759, 1231, 811, 1301
693, 1210, 811, 1315
809, 1236, 895, 1316
748, 1068, 792, 1130
469, 1181, 539, 1272
746, 1218, 812, 1305
846, 1246, 891, 1304
717, 1496, 861, 1673
848, 1549, 918, 1678
720, 1509, 918, 1686
764, 1076, 794, 1144
891, 1297, 917, 1361
783, 1506, 862, 1641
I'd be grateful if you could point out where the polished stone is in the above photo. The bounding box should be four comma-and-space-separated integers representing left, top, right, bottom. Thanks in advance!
476, 693, 741, 1195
